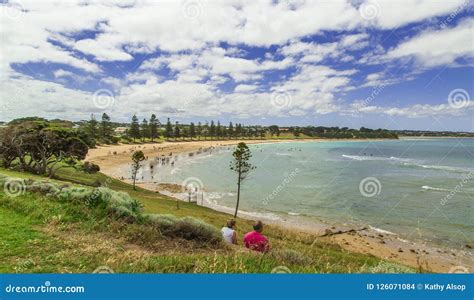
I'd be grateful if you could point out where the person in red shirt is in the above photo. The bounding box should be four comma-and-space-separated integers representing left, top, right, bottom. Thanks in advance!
243, 221, 270, 253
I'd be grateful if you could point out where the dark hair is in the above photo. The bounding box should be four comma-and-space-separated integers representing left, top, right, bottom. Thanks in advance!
227, 219, 236, 228
253, 221, 263, 232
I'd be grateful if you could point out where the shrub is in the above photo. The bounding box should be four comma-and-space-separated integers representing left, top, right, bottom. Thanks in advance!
174, 217, 222, 243
147, 214, 179, 232
27, 181, 63, 195
0, 175, 220, 244
0, 175, 142, 222
367, 261, 415, 274
147, 214, 222, 244
82, 161, 100, 174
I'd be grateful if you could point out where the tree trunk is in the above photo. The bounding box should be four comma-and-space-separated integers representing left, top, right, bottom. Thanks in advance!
234, 165, 241, 218
132, 166, 137, 190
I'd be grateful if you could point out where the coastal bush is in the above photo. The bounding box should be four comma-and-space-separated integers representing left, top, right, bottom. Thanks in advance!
147, 214, 222, 244
82, 161, 100, 174
0, 175, 142, 222
367, 261, 415, 273
147, 214, 179, 232
0, 175, 221, 244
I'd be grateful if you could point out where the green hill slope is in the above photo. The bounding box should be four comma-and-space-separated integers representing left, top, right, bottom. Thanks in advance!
0, 168, 414, 274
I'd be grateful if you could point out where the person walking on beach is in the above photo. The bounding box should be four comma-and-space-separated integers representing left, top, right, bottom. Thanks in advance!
221, 219, 237, 245
243, 221, 270, 253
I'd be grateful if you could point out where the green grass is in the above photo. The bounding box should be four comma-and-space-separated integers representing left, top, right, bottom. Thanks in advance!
0, 167, 414, 273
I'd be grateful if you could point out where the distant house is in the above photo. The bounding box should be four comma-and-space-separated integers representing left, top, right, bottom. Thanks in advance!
114, 127, 128, 134
279, 127, 290, 132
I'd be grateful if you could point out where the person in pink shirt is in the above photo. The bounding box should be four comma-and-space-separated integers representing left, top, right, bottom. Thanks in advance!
243, 221, 270, 253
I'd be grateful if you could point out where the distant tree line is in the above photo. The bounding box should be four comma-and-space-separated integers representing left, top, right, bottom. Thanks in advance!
1, 117, 400, 169
288, 126, 399, 139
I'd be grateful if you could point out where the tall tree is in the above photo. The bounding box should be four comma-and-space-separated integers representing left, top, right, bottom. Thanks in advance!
268, 125, 280, 137
174, 121, 180, 141
129, 115, 141, 142
86, 114, 99, 141
189, 122, 196, 140
131, 150, 145, 190
209, 120, 215, 139
140, 118, 149, 141
203, 121, 209, 139
235, 123, 242, 138
216, 121, 222, 139
196, 122, 202, 140
229, 142, 256, 218
149, 114, 159, 142
165, 118, 173, 140
228, 122, 234, 139
100, 113, 113, 142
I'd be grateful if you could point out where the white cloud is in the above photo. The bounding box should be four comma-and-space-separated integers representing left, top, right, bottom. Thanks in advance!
1, 0, 472, 127
53, 69, 75, 79
385, 18, 474, 67
234, 84, 258, 93
361, 0, 470, 29
357, 101, 474, 118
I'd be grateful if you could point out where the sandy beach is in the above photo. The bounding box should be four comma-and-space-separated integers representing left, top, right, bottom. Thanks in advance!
87, 139, 473, 273
87, 139, 304, 175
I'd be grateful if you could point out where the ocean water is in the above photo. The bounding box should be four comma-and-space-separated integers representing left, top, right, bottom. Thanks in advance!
132, 138, 474, 248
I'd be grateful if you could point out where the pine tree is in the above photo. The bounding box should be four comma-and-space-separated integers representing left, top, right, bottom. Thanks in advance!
209, 120, 215, 139
149, 114, 159, 142
203, 121, 209, 139
99, 113, 113, 143
131, 150, 145, 190
229, 142, 255, 218
228, 122, 234, 139
165, 118, 173, 140
190, 122, 196, 140
130, 114, 140, 143
216, 121, 221, 139
86, 114, 99, 140
140, 118, 149, 141
174, 121, 180, 140
196, 122, 202, 140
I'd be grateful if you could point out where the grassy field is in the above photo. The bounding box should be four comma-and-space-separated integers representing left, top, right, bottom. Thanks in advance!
0, 167, 414, 274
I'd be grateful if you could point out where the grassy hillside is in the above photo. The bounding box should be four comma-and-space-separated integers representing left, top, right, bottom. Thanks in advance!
0, 167, 414, 274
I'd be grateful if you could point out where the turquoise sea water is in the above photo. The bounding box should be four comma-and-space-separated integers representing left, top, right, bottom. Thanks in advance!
134, 138, 474, 248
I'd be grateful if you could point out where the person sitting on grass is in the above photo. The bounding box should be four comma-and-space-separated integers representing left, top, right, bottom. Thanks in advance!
243, 221, 270, 253
221, 219, 237, 245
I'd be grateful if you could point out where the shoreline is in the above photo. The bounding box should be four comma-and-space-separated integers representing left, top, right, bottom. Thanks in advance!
87, 139, 473, 273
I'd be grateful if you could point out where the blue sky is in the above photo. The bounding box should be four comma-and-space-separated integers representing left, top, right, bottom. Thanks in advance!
1, 0, 473, 131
